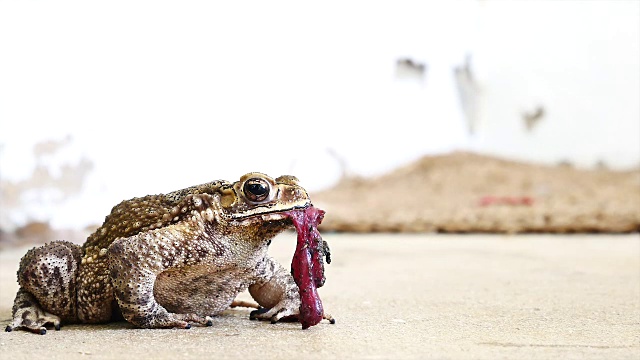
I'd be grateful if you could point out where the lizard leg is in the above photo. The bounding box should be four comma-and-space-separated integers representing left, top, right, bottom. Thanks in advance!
230, 300, 260, 309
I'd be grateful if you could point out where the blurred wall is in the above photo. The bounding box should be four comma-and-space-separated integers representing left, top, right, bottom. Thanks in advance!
0, 0, 638, 229
471, 1, 640, 168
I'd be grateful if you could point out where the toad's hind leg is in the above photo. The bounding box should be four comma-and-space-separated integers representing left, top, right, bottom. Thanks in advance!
6, 241, 81, 334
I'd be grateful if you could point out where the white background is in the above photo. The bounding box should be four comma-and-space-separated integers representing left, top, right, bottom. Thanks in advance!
1, 0, 638, 229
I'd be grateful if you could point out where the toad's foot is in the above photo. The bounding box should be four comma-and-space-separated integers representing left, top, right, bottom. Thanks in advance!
133, 312, 214, 329
249, 305, 336, 325
249, 296, 299, 324
249, 306, 290, 323
6, 290, 61, 335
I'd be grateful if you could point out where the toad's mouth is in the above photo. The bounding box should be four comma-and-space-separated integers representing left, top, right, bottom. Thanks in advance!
227, 201, 311, 222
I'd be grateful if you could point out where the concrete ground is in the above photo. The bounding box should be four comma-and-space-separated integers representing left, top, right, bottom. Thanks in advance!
0, 233, 638, 359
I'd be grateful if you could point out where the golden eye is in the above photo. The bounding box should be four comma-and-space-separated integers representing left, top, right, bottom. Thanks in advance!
243, 178, 270, 202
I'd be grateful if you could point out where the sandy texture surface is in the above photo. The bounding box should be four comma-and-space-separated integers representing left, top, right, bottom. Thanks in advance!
1, 233, 638, 359
313, 152, 640, 233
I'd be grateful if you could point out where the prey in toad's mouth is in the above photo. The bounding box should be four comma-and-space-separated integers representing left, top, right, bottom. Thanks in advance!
6, 172, 333, 334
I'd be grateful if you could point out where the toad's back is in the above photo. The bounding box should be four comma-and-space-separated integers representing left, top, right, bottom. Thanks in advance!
83, 180, 228, 251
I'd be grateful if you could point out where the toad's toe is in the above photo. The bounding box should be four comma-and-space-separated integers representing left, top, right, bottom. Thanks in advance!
249, 307, 270, 320
7, 294, 62, 335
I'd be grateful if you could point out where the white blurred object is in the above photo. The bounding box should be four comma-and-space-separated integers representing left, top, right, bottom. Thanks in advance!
0, 0, 638, 229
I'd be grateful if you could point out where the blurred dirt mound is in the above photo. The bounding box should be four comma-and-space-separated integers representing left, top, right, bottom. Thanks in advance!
0, 222, 93, 249
312, 152, 640, 233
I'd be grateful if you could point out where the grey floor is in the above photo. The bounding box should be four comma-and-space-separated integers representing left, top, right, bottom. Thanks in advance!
1, 233, 638, 359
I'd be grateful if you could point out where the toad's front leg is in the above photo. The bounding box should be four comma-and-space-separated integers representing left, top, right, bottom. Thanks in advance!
248, 256, 335, 325
248, 256, 301, 323
107, 233, 212, 329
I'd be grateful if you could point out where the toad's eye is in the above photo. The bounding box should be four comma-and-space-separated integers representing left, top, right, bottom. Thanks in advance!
243, 178, 270, 202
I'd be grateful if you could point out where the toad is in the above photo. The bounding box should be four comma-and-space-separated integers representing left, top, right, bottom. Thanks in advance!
6, 173, 333, 334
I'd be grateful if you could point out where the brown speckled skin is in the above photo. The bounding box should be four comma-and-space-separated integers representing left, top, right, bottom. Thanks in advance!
7, 173, 311, 333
